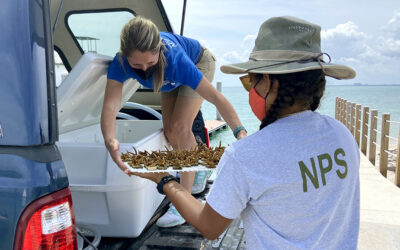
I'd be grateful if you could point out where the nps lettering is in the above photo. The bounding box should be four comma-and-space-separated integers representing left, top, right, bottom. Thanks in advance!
299, 148, 348, 192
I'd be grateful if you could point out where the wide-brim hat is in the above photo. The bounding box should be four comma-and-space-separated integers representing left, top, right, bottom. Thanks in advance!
221, 16, 356, 90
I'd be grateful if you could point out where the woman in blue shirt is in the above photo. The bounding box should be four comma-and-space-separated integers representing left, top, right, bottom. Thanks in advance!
101, 16, 247, 227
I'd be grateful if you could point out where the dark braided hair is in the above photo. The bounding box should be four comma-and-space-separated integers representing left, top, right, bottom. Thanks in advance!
259, 69, 326, 130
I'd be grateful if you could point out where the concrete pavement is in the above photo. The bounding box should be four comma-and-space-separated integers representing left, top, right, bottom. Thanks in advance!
358, 152, 400, 249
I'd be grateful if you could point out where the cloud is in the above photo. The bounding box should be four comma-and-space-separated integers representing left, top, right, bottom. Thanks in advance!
376, 38, 400, 57
319, 14, 400, 84
221, 51, 243, 63
385, 10, 400, 39
376, 11, 400, 57
242, 34, 257, 48
197, 39, 217, 55
353, 12, 400, 84
219, 34, 256, 66
215, 11, 400, 85
321, 21, 366, 40
321, 21, 368, 62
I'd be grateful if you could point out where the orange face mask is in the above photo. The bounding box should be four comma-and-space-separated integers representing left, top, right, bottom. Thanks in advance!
249, 87, 268, 121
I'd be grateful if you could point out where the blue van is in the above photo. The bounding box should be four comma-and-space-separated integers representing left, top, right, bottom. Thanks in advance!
0, 0, 78, 249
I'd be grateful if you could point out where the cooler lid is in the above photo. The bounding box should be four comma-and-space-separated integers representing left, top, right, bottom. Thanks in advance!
57, 52, 139, 134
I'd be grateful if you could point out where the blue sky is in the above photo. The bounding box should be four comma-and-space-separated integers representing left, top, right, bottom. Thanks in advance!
162, 0, 400, 86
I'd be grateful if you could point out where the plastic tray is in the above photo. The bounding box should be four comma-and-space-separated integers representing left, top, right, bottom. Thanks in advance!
125, 162, 216, 173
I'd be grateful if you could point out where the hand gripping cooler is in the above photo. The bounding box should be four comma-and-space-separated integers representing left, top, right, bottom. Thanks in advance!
56, 53, 168, 237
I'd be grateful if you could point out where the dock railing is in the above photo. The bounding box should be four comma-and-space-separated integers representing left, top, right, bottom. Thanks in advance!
335, 97, 400, 187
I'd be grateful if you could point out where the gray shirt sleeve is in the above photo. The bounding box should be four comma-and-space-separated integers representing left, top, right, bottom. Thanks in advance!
206, 148, 250, 219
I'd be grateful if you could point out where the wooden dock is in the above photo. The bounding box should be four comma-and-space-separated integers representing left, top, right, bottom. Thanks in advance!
336, 97, 400, 187
205, 120, 228, 137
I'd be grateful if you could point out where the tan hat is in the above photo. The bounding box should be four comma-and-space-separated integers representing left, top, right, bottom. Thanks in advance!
221, 16, 356, 82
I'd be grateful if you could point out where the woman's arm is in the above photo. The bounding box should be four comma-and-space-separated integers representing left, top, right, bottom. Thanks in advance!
133, 172, 233, 240
195, 77, 247, 139
101, 79, 130, 174
164, 180, 233, 240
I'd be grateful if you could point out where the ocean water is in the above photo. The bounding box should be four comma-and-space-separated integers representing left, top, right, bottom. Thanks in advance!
201, 85, 400, 147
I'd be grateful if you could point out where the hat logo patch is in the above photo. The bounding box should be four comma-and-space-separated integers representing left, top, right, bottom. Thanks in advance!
288, 25, 313, 33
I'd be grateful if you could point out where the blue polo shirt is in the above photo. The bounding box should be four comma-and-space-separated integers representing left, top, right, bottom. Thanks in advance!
107, 32, 203, 92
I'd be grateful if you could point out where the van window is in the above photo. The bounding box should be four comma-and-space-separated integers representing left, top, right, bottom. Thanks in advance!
54, 50, 68, 87
68, 11, 134, 57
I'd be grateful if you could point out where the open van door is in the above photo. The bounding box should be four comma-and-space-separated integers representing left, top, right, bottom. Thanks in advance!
51, 0, 173, 116
50, 0, 178, 237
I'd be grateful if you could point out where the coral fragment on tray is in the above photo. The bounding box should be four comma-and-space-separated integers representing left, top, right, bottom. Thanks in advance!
121, 144, 225, 171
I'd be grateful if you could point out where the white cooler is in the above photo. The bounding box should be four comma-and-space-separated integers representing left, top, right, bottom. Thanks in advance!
56, 53, 167, 237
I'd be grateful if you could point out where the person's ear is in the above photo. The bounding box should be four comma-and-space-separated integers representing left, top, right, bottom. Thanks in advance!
265, 75, 279, 108
262, 74, 272, 93
270, 76, 279, 94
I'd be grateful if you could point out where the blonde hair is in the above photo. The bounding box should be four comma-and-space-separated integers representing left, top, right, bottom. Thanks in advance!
119, 16, 167, 92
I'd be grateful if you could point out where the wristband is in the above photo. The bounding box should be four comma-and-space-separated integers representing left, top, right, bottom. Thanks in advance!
233, 126, 247, 138
157, 175, 178, 195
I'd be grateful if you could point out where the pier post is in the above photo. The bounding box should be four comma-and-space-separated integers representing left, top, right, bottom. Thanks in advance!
335, 97, 338, 120
361, 107, 369, 155
216, 81, 222, 121
379, 113, 390, 177
335, 97, 342, 121
341, 98, 346, 124
369, 110, 378, 165
339, 98, 344, 123
345, 101, 350, 130
351, 103, 356, 136
348, 102, 353, 132
395, 127, 400, 187
337, 98, 342, 123
355, 104, 362, 146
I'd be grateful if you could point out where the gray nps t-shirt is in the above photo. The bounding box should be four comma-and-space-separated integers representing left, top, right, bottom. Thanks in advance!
207, 111, 360, 250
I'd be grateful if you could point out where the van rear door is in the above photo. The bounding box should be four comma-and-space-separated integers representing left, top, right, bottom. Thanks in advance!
0, 0, 75, 249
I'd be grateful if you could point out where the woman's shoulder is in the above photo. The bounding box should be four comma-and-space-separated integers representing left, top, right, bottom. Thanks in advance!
107, 53, 127, 80
109, 52, 125, 67
160, 32, 180, 49
317, 112, 351, 132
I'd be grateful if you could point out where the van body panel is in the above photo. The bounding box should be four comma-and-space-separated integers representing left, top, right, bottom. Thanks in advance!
0, 157, 69, 250
0, 0, 70, 248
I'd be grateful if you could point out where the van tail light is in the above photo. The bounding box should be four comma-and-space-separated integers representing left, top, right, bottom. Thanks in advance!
14, 188, 78, 250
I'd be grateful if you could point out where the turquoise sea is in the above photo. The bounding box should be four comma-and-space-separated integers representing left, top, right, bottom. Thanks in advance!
201, 85, 400, 147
